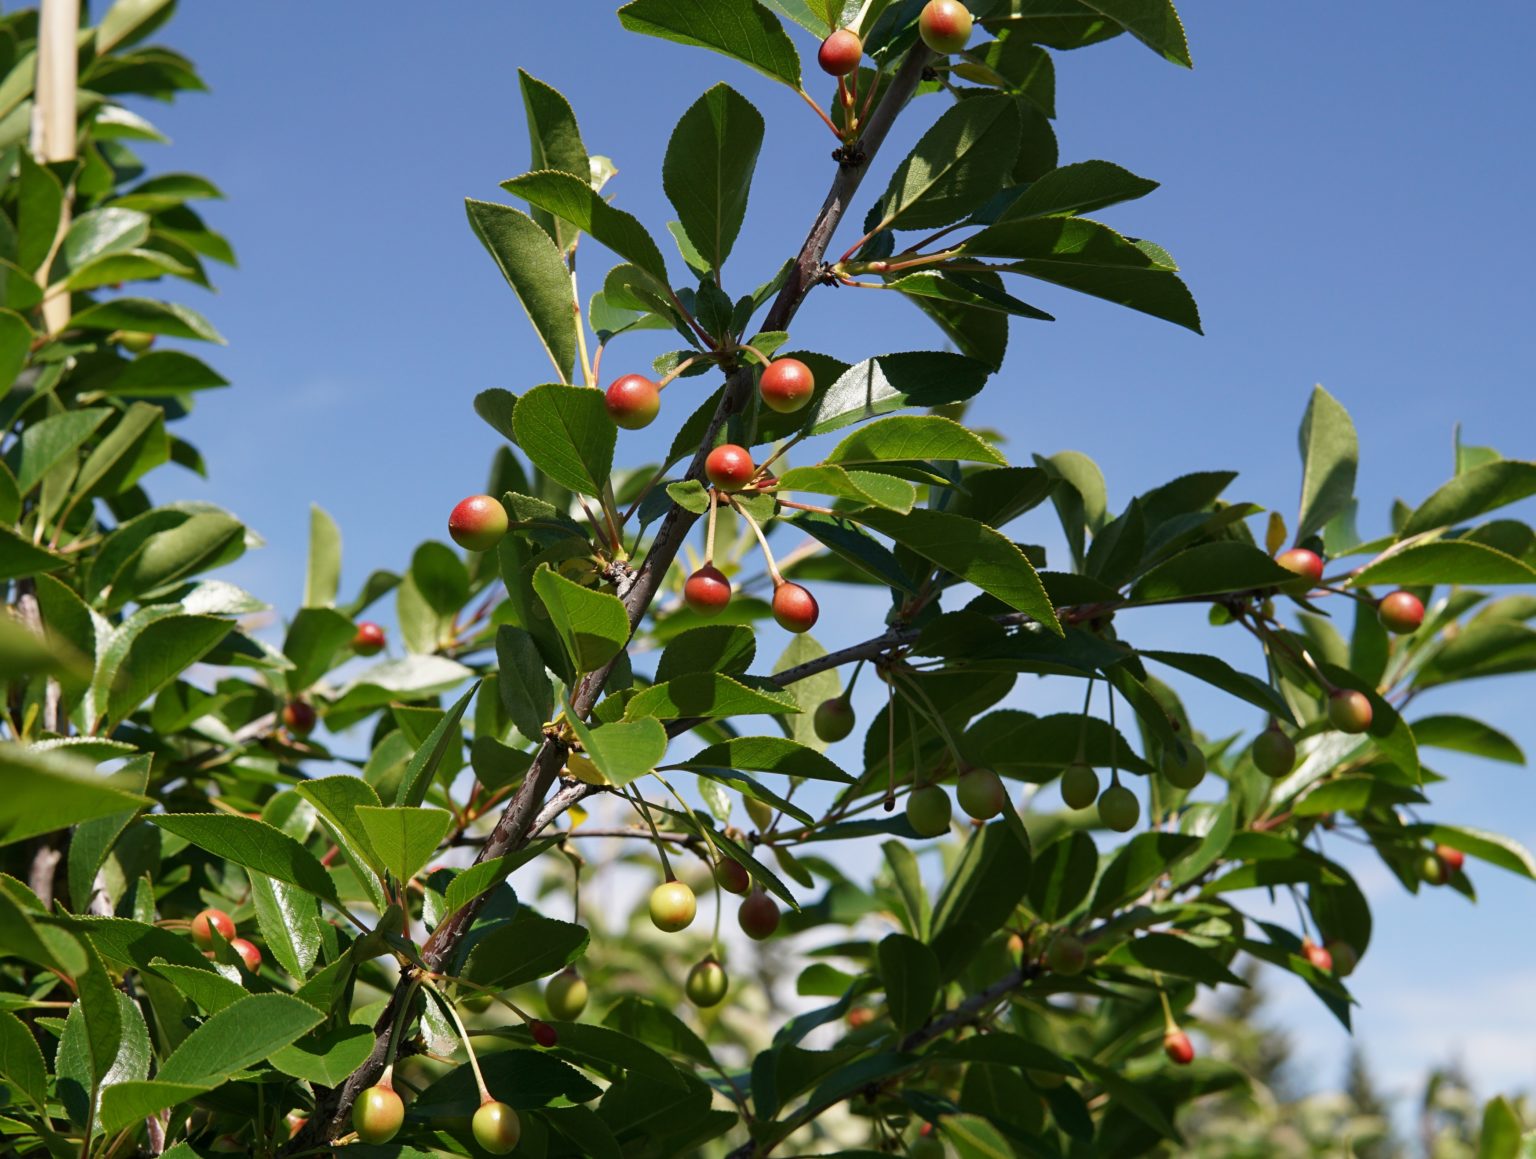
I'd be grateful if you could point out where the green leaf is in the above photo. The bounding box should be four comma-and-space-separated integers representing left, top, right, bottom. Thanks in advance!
1420, 824, 1536, 880
0, 524, 70, 582
791, 512, 919, 592
106, 614, 232, 728
99, 1080, 207, 1137
267, 1024, 374, 1087
626, 673, 799, 720
0, 1010, 48, 1108
59, 990, 149, 1135
282, 607, 354, 694
1117, 932, 1244, 986
568, 715, 669, 786
854, 507, 1060, 632
617, 0, 802, 89
442, 843, 555, 915
518, 70, 590, 250
101, 510, 246, 609
879, 96, 1022, 230
512, 383, 617, 497
72, 402, 167, 499
156, 993, 325, 1087
1130, 541, 1296, 600
396, 683, 477, 807
933, 823, 1031, 939
466, 200, 578, 383
1078, 0, 1192, 67
797, 352, 990, 438
877, 933, 940, 1034
295, 775, 387, 886
656, 625, 756, 684
996, 160, 1159, 221
462, 909, 590, 989
497, 625, 555, 742
674, 736, 854, 783
9, 407, 113, 495
0, 309, 33, 392
148, 814, 339, 904
0, 748, 150, 848
883, 839, 931, 941
776, 465, 917, 512
303, 504, 341, 607
664, 84, 763, 272
1477, 1095, 1522, 1159
829, 414, 1005, 467
354, 806, 453, 882
1354, 541, 1536, 586
1402, 460, 1536, 537
53, 207, 150, 280
1296, 385, 1359, 541
0, 884, 87, 975
1410, 715, 1524, 764
532, 566, 631, 673
1026, 831, 1097, 921
69, 297, 225, 343
1140, 650, 1296, 725
502, 170, 669, 290
1092, 833, 1200, 914
95, 0, 177, 53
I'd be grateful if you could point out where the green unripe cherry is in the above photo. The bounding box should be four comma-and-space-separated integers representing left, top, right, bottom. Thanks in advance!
955, 767, 1007, 821
353, 1084, 404, 1145
1251, 726, 1296, 777
472, 1099, 521, 1155
545, 967, 588, 1021
813, 696, 856, 743
1060, 762, 1099, 810
1045, 931, 1086, 976
686, 956, 730, 1007
1098, 783, 1140, 832
905, 784, 952, 838
1160, 739, 1206, 790
649, 880, 697, 932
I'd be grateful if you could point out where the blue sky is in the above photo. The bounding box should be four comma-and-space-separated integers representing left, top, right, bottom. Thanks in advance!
131, 0, 1536, 1110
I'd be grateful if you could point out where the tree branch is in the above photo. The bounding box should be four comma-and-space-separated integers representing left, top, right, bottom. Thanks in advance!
295, 37, 937, 1152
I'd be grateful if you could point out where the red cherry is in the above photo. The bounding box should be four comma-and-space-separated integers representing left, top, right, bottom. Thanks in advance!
758, 358, 816, 414
1163, 1029, 1195, 1065
818, 28, 863, 76
1378, 590, 1425, 634
738, 889, 781, 940
352, 621, 386, 656
1435, 844, 1465, 873
714, 858, 751, 895
772, 582, 819, 633
531, 1020, 559, 1047
705, 444, 755, 491
684, 565, 732, 616
190, 908, 235, 948
230, 937, 262, 973
918, 0, 973, 54
448, 494, 509, 552
353, 1084, 404, 1145
282, 701, 316, 736
604, 374, 661, 430
1327, 688, 1373, 734
1276, 547, 1325, 589
1301, 939, 1333, 972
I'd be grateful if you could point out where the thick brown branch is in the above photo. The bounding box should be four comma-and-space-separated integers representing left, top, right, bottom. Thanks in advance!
296, 38, 938, 1153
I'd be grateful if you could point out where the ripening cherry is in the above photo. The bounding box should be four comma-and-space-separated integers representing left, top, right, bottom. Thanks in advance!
684, 565, 732, 616
772, 582, 819, 633
1045, 932, 1086, 976
530, 1019, 559, 1047
817, 28, 863, 76
1060, 762, 1099, 810
1163, 1029, 1195, 1066
738, 889, 781, 940
758, 358, 816, 413
119, 330, 155, 354
472, 1100, 521, 1155
1301, 938, 1333, 973
229, 938, 262, 973
1435, 844, 1465, 873
705, 443, 755, 491
1276, 547, 1325, 591
1420, 852, 1449, 886
918, 0, 973, 54
282, 700, 316, 737
353, 1084, 405, 1145
686, 956, 730, 1008
649, 880, 697, 932
1098, 783, 1140, 832
715, 858, 751, 895
1160, 739, 1206, 790
352, 621, 386, 656
905, 784, 952, 837
1327, 688, 1373, 734
1325, 940, 1359, 978
190, 908, 235, 949
1378, 590, 1425, 634
813, 696, 856, 743
604, 373, 661, 430
545, 967, 588, 1021
1251, 726, 1296, 778
448, 494, 509, 552
955, 767, 1007, 821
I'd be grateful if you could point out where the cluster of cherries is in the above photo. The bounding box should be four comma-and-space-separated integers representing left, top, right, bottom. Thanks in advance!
812, 0, 975, 79
189, 906, 261, 973
275, 621, 387, 742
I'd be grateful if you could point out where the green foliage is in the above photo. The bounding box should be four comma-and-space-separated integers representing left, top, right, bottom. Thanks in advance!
1, 2, 1534, 1158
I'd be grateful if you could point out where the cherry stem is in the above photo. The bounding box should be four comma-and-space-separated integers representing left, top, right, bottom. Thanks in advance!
727, 495, 784, 586
649, 769, 723, 867
623, 784, 674, 880
756, 433, 804, 476
738, 343, 774, 368
796, 86, 843, 139
776, 497, 839, 517
704, 489, 719, 565
421, 979, 490, 1102
657, 354, 704, 390
667, 290, 716, 349
836, 229, 879, 266
1076, 676, 1095, 763
1157, 985, 1179, 1034
590, 340, 606, 387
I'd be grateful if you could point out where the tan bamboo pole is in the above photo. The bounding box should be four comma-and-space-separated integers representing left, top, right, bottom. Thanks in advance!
31, 0, 81, 335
